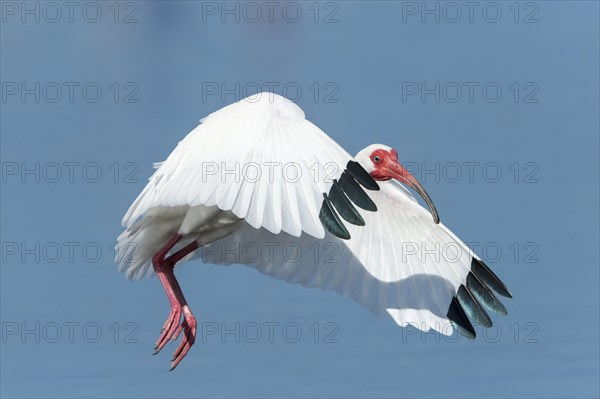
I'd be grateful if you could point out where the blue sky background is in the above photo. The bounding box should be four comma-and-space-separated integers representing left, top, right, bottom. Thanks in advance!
1, 1, 598, 398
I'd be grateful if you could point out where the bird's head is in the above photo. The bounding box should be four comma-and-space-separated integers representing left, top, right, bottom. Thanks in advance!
355, 144, 440, 224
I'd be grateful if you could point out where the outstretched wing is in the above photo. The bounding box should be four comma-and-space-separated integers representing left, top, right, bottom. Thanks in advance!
122, 93, 378, 239
197, 180, 511, 338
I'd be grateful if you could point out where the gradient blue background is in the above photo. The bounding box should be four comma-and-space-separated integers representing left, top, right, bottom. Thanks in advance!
1, 1, 598, 398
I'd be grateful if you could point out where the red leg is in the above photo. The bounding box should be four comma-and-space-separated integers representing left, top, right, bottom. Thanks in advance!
151, 235, 200, 370
152, 234, 184, 353
163, 241, 199, 370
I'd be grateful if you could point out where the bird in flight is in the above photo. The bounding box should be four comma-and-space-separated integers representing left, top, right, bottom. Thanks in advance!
116, 92, 511, 370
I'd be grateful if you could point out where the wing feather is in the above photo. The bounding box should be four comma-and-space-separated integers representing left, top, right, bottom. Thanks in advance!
195, 180, 510, 337
118, 93, 510, 338
122, 94, 357, 238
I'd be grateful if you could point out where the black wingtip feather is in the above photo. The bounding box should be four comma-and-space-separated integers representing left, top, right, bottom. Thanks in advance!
447, 297, 476, 339
466, 272, 508, 315
329, 180, 365, 226
319, 194, 351, 240
471, 258, 512, 298
318, 162, 379, 238
338, 173, 377, 212
346, 161, 380, 191
456, 285, 493, 328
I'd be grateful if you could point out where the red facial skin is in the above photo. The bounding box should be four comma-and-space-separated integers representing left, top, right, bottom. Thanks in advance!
369, 148, 440, 224
369, 148, 410, 183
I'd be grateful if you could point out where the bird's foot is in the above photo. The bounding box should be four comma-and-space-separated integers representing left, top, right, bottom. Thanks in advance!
169, 306, 197, 371
154, 305, 182, 354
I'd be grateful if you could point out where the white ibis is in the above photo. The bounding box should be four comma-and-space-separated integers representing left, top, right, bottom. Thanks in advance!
116, 92, 511, 370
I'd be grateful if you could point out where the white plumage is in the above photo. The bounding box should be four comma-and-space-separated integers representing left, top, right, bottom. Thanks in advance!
123, 94, 350, 237
189, 181, 476, 335
117, 93, 511, 368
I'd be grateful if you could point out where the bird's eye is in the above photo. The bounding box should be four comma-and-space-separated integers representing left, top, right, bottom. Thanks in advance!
373, 156, 381, 163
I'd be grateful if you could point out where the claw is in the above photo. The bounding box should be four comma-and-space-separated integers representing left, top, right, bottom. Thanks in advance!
152, 305, 197, 370
154, 306, 182, 354
168, 308, 197, 370
150, 236, 201, 370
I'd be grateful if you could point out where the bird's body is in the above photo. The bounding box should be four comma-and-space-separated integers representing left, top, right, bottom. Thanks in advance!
117, 92, 511, 369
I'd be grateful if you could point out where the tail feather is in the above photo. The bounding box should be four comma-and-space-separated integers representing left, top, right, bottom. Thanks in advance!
116, 206, 188, 279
